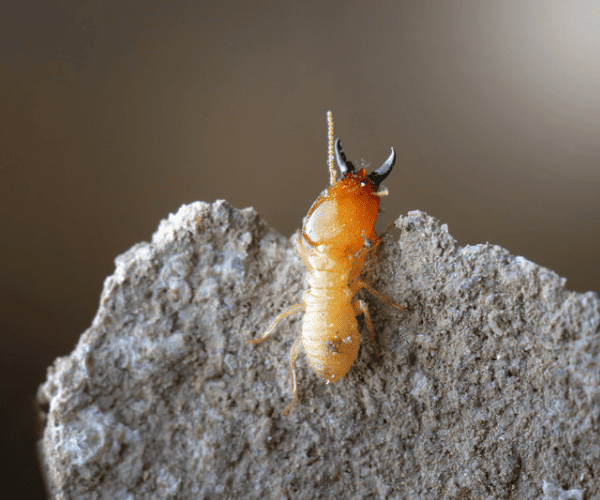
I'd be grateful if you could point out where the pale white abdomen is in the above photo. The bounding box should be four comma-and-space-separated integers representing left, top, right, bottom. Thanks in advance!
301, 275, 361, 384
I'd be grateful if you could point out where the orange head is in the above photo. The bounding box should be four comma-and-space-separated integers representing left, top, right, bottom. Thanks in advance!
302, 138, 396, 259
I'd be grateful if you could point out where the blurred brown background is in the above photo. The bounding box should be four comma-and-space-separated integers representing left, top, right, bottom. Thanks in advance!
1, 1, 599, 496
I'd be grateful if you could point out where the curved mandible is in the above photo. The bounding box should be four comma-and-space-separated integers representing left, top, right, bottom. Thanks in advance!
367, 147, 395, 189
334, 138, 356, 176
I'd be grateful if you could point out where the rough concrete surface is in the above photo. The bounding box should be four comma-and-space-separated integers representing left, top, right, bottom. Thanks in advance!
38, 200, 599, 499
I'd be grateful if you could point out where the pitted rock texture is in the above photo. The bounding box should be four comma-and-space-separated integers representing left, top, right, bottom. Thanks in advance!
38, 201, 598, 499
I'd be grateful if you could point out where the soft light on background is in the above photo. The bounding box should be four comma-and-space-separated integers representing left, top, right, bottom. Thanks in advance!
1, 1, 599, 496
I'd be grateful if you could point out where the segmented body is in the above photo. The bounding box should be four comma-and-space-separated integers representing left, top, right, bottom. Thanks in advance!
249, 111, 402, 414
297, 168, 382, 384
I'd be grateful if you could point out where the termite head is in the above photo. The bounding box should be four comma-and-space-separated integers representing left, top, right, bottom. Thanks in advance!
302, 137, 396, 257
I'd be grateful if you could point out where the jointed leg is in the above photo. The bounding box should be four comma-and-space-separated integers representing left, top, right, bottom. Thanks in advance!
376, 221, 396, 241
356, 228, 388, 267
295, 238, 311, 269
248, 302, 305, 344
356, 280, 404, 311
283, 338, 303, 415
355, 299, 379, 356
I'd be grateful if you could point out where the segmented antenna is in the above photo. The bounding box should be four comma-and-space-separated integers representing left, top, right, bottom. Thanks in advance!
327, 111, 336, 185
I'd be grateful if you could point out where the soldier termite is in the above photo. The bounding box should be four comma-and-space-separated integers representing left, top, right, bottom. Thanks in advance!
249, 111, 403, 414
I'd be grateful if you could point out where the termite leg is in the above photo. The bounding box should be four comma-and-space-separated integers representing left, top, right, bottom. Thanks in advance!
248, 302, 305, 344
374, 222, 396, 242
295, 238, 311, 268
358, 227, 389, 261
356, 280, 405, 312
355, 299, 379, 356
282, 338, 303, 415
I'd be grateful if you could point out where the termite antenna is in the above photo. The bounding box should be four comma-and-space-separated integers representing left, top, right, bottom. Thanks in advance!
367, 147, 396, 189
327, 111, 336, 185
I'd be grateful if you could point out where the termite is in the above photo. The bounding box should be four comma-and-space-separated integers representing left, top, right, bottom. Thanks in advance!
249, 111, 403, 414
